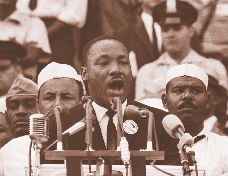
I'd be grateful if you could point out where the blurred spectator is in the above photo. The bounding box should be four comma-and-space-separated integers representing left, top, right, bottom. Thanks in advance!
135, 0, 228, 101
0, 112, 12, 148
200, 0, 228, 66
5, 77, 38, 138
0, 41, 27, 113
205, 75, 228, 135
16, 0, 88, 74
0, 0, 51, 81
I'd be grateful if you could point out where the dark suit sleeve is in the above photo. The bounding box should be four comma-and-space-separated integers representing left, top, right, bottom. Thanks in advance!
127, 99, 180, 165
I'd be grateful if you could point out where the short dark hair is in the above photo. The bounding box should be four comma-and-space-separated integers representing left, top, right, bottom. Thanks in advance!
82, 35, 125, 66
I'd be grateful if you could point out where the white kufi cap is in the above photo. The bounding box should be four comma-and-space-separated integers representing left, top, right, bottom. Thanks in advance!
166, 63, 208, 88
38, 62, 81, 89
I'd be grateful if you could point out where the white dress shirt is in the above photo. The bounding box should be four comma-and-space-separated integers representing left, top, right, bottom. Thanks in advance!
16, 0, 88, 27
0, 10, 51, 54
0, 135, 31, 176
192, 130, 228, 176
92, 100, 127, 148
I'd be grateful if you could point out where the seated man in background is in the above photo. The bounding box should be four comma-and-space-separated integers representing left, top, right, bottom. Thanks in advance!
135, 0, 228, 101
0, 0, 51, 81
0, 40, 27, 113
5, 77, 38, 139
0, 112, 12, 148
204, 75, 228, 135
161, 63, 228, 175
0, 62, 82, 176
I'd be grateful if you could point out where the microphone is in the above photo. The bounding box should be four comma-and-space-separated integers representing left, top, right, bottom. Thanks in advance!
62, 115, 96, 139
124, 105, 154, 151
162, 114, 196, 164
29, 114, 49, 174
42, 115, 97, 153
29, 114, 49, 143
162, 114, 194, 149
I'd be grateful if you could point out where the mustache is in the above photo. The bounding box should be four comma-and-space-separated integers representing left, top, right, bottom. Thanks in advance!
178, 101, 197, 110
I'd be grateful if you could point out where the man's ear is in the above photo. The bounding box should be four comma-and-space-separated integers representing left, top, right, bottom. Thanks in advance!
81, 67, 88, 81
4, 110, 9, 124
161, 94, 168, 109
206, 93, 210, 109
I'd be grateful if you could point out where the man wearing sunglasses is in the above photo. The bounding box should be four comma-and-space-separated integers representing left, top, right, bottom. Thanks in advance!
135, 0, 228, 101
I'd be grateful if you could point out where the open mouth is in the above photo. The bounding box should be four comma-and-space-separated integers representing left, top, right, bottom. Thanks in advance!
109, 79, 123, 92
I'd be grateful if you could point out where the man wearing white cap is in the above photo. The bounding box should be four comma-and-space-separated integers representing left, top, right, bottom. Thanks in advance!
161, 63, 228, 175
37, 61, 82, 115
5, 76, 38, 139
0, 62, 83, 175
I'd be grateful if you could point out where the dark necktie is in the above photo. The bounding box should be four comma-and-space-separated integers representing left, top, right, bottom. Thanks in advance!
194, 135, 206, 144
106, 109, 117, 150
29, 0, 38, 11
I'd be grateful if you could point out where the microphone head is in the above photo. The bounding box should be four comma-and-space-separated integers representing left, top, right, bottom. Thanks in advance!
162, 114, 185, 138
125, 105, 150, 118
29, 114, 49, 143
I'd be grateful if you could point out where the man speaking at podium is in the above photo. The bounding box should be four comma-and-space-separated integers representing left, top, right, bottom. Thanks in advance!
161, 64, 228, 176
48, 35, 175, 164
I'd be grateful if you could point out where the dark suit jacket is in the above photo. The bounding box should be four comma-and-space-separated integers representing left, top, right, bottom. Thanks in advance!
43, 99, 180, 165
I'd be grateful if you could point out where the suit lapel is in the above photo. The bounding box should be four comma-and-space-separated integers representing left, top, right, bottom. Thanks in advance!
123, 99, 143, 148
135, 21, 155, 59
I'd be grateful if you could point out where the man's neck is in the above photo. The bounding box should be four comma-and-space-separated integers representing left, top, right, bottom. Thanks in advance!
184, 122, 204, 136
169, 48, 191, 64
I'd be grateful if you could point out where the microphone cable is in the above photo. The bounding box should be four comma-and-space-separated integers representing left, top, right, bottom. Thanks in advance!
150, 113, 175, 176
28, 140, 33, 176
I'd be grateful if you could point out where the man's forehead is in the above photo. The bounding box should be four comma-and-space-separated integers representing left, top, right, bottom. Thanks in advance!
40, 78, 78, 92
169, 76, 206, 88
7, 95, 37, 102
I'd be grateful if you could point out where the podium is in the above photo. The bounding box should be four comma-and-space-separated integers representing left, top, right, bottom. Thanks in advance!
44, 150, 164, 176
25, 164, 206, 176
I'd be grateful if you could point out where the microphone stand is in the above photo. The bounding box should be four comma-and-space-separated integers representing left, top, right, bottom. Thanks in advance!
111, 97, 131, 176
53, 106, 63, 151
84, 95, 94, 175
179, 149, 192, 176
30, 140, 42, 176
177, 133, 195, 176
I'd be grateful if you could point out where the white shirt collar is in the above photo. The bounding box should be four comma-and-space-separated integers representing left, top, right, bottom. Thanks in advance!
92, 99, 128, 123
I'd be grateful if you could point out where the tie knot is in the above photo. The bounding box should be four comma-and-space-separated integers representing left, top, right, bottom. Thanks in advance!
106, 109, 116, 119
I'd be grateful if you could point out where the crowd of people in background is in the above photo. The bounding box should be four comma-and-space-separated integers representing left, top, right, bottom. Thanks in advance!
0, 0, 228, 175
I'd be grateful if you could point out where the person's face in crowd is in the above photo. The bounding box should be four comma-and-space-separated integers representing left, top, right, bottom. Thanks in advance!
162, 76, 210, 127
0, 59, 21, 96
82, 39, 133, 109
38, 78, 81, 115
0, 112, 12, 148
161, 24, 194, 56
5, 95, 38, 138
205, 84, 222, 119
